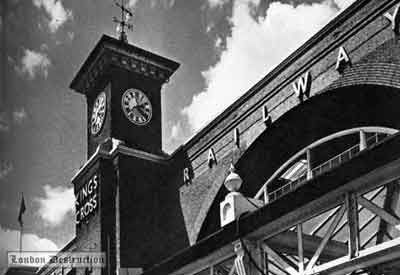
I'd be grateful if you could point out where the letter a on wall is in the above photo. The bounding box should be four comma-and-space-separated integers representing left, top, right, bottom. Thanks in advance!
336, 46, 351, 73
384, 4, 400, 34
208, 148, 217, 168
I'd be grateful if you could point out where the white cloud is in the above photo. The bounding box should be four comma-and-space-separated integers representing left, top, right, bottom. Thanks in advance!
33, 0, 72, 33
215, 36, 223, 48
0, 112, 9, 132
207, 0, 229, 9
13, 108, 27, 124
67, 31, 75, 41
206, 22, 214, 33
335, 0, 354, 10
0, 161, 13, 180
128, 0, 139, 7
164, 0, 176, 9
0, 226, 58, 272
182, 0, 355, 132
36, 185, 74, 226
0, 108, 27, 132
0, 226, 58, 251
129, 0, 175, 8
19, 49, 51, 79
208, 0, 260, 9
171, 122, 183, 140
40, 43, 49, 51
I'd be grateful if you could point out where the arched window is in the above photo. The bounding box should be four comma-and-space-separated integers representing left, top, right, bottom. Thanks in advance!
255, 127, 398, 203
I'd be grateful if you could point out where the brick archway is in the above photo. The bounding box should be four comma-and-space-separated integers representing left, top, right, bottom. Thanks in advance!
196, 82, 400, 243
324, 63, 400, 92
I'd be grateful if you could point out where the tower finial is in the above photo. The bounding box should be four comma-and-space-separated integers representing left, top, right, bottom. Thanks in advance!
113, 0, 134, 43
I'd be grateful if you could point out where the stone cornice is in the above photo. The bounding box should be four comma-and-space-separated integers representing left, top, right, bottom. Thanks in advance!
70, 35, 180, 95
71, 140, 169, 184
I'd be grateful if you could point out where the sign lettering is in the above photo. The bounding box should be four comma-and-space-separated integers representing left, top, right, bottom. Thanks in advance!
75, 174, 99, 224
293, 71, 311, 102
234, 128, 240, 148
384, 4, 400, 33
262, 105, 271, 125
336, 46, 351, 73
208, 148, 217, 168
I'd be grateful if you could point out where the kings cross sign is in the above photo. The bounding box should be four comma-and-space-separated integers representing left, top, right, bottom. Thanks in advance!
75, 173, 99, 225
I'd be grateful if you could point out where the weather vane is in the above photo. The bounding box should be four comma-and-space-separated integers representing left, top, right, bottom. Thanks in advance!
113, 0, 134, 43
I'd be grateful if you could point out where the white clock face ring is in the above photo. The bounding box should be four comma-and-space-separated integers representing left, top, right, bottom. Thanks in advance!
121, 88, 152, 126
90, 92, 107, 136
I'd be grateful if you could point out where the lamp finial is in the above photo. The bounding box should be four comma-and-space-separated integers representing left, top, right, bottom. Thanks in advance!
224, 163, 242, 192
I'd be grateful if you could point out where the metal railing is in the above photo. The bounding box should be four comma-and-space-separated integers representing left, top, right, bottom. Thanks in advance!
266, 133, 387, 203
311, 142, 360, 178
268, 174, 307, 202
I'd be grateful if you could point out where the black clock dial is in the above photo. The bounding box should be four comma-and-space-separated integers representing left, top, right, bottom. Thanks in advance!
121, 88, 152, 125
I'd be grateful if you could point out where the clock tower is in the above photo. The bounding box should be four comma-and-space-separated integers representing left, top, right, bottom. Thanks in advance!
70, 35, 179, 157
68, 2, 184, 271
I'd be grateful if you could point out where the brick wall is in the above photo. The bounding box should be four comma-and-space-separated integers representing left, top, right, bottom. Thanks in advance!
174, 0, 400, 245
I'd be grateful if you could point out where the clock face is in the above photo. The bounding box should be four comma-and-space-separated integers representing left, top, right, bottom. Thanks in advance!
121, 88, 152, 126
90, 92, 107, 136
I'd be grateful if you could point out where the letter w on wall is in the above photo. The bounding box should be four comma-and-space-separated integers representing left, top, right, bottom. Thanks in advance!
293, 71, 311, 102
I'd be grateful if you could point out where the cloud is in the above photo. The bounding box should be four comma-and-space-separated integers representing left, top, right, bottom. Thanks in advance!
335, 0, 354, 10
0, 161, 13, 180
0, 112, 10, 132
215, 36, 223, 48
208, 0, 260, 9
13, 108, 27, 124
36, 185, 74, 226
182, 0, 355, 131
170, 122, 183, 140
19, 49, 51, 79
163, 0, 176, 8
32, 0, 72, 32
0, 226, 58, 273
129, 0, 175, 9
40, 43, 49, 51
67, 31, 75, 41
128, 0, 139, 7
207, 0, 230, 9
0, 226, 58, 251
0, 108, 27, 132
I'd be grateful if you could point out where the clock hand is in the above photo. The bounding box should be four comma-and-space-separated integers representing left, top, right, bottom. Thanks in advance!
128, 107, 141, 118
133, 97, 139, 107
127, 97, 138, 109
136, 103, 149, 110
135, 105, 148, 118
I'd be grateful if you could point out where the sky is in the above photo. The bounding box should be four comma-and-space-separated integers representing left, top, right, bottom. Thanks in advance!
0, 0, 355, 271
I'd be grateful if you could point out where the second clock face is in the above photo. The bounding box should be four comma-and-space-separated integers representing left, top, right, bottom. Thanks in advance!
121, 88, 153, 126
90, 91, 107, 136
